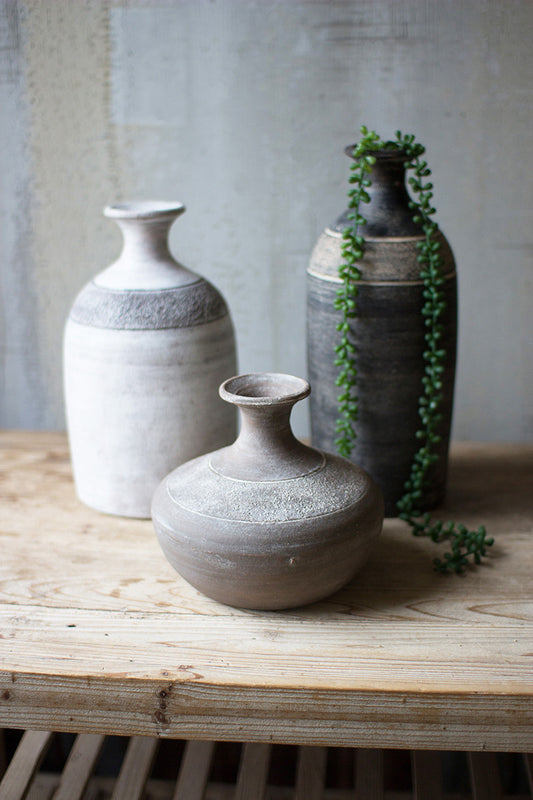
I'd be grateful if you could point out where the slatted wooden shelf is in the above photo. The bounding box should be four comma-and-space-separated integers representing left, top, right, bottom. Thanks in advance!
1, 732, 532, 800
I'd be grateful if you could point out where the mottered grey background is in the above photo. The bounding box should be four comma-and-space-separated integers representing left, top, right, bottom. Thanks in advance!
1, 0, 532, 440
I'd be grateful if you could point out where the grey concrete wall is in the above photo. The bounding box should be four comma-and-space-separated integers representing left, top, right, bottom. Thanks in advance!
1, 0, 531, 441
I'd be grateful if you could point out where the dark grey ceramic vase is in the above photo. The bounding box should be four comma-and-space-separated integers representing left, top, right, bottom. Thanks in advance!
152, 372, 384, 610
307, 148, 457, 516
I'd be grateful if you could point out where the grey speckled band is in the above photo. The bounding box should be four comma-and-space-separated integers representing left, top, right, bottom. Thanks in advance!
69, 279, 229, 330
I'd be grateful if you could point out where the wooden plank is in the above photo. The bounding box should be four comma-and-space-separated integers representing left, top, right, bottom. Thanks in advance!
0, 434, 533, 751
354, 748, 384, 800
234, 743, 271, 800
0, 730, 52, 800
467, 752, 502, 800
173, 739, 215, 800
3, 606, 533, 691
3, 678, 533, 752
26, 778, 58, 800
110, 736, 158, 800
411, 750, 442, 800
294, 746, 327, 800
51, 733, 104, 800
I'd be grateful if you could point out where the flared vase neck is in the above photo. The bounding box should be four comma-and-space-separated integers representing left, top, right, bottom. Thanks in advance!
95, 201, 198, 290
115, 216, 176, 265
210, 374, 324, 481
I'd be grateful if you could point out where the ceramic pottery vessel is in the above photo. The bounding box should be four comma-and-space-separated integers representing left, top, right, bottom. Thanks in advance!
64, 201, 237, 518
307, 148, 457, 516
152, 372, 384, 610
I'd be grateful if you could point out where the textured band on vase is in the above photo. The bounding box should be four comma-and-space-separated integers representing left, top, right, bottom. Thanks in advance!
69, 280, 229, 330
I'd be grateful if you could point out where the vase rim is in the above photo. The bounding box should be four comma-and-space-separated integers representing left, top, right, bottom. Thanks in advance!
219, 373, 310, 407
344, 144, 408, 161
104, 201, 186, 220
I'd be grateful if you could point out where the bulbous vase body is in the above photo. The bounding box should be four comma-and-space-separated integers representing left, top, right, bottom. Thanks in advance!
152, 373, 384, 610
307, 150, 457, 516
64, 201, 237, 518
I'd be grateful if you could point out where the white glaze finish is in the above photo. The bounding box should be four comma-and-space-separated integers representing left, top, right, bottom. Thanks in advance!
64, 202, 237, 518
96, 202, 197, 290
65, 318, 236, 518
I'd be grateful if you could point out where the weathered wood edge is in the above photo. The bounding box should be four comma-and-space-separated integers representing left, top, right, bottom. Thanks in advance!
1, 671, 532, 752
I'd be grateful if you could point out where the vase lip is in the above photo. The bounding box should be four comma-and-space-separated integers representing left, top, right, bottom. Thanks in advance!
219, 372, 310, 407
344, 144, 408, 161
104, 201, 186, 220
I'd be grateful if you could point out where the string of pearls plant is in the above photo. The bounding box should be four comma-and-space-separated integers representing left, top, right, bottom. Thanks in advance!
334, 126, 494, 574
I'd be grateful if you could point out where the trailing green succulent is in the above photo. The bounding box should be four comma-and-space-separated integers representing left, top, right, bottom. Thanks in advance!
334, 126, 494, 574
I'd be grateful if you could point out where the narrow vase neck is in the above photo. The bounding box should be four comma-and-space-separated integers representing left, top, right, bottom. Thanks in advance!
234, 403, 302, 462
333, 149, 424, 237
95, 202, 197, 290
365, 153, 412, 214
116, 217, 176, 266
211, 374, 324, 481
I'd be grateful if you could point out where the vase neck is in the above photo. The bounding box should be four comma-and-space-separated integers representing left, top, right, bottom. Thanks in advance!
210, 374, 324, 481
117, 216, 175, 265
333, 149, 424, 237
94, 201, 198, 290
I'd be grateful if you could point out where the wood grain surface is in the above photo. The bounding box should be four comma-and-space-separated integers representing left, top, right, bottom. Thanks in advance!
0, 432, 532, 750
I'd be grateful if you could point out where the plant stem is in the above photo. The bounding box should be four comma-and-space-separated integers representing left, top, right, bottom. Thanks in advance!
335, 127, 494, 573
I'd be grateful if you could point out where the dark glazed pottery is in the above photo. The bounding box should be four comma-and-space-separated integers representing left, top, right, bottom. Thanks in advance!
307, 149, 457, 515
152, 373, 384, 610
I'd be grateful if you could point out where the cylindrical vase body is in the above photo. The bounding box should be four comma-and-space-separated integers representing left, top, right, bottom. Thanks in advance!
307, 150, 457, 515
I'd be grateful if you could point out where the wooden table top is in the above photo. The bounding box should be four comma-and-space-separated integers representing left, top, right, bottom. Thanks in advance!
0, 431, 532, 752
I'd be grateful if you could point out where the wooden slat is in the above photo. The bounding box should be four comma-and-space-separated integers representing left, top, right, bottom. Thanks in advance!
294, 746, 327, 800
354, 748, 384, 800
110, 735, 158, 800
51, 733, 104, 800
411, 750, 443, 800
468, 752, 502, 800
0, 730, 53, 800
234, 742, 271, 800
173, 739, 215, 800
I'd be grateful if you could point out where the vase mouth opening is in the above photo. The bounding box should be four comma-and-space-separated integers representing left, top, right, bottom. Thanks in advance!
344, 144, 408, 162
104, 201, 186, 220
219, 373, 310, 407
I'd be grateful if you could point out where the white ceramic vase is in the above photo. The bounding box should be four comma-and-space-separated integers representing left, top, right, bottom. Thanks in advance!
64, 201, 237, 518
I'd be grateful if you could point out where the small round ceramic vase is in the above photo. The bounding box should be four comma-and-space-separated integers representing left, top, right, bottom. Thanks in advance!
152, 372, 384, 610
64, 201, 237, 518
